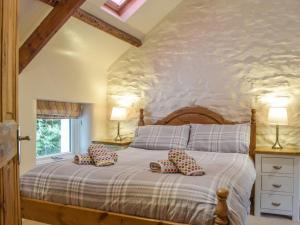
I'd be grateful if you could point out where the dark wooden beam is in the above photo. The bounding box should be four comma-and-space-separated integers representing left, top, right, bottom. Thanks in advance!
38, 0, 60, 7
19, 0, 86, 73
38, 0, 142, 47
74, 9, 142, 47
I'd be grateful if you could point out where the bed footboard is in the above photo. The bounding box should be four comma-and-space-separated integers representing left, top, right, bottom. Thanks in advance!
214, 188, 229, 225
21, 187, 229, 225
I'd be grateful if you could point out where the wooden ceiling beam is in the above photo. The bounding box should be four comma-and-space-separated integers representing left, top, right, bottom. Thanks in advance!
39, 0, 142, 47
74, 9, 142, 47
38, 0, 59, 7
19, 0, 86, 73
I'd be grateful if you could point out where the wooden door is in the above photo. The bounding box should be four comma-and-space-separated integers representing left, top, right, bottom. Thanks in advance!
0, 0, 20, 224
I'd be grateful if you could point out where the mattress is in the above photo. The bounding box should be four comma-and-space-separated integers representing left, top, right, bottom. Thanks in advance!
20, 147, 256, 225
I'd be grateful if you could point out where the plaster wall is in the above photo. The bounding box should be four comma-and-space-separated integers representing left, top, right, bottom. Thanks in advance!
107, 0, 300, 147
19, 18, 129, 173
18, 0, 183, 173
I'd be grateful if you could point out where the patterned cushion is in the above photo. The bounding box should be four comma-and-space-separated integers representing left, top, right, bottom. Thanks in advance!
187, 123, 250, 153
88, 144, 117, 167
111, 152, 118, 162
168, 150, 205, 176
149, 160, 179, 173
73, 153, 94, 165
130, 125, 190, 150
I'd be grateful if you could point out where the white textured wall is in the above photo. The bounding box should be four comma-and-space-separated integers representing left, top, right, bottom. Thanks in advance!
107, 0, 300, 147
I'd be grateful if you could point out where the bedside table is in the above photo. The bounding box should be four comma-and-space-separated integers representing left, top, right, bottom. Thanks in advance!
92, 139, 132, 151
255, 147, 300, 221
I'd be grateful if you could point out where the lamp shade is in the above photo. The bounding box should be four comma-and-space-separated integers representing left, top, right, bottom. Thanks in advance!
268, 107, 288, 125
110, 107, 127, 121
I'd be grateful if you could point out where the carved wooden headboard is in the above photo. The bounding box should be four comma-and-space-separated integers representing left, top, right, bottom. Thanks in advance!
138, 106, 256, 158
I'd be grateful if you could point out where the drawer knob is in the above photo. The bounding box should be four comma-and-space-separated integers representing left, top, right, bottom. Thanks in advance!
273, 165, 282, 170
272, 202, 281, 207
272, 184, 282, 188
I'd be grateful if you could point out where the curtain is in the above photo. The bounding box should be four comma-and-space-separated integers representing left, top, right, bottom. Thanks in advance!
37, 100, 82, 119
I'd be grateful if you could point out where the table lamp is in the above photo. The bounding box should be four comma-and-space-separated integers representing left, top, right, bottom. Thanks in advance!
110, 107, 127, 141
268, 107, 288, 149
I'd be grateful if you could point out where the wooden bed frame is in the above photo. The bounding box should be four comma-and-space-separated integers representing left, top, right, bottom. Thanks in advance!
21, 106, 256, 225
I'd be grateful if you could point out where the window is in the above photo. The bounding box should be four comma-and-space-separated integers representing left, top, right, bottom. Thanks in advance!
36, 119, 72, 157
36, 100, 82, 159
102, 0, 146, 21
104, 0, 132, 15
110, 0, 127, 5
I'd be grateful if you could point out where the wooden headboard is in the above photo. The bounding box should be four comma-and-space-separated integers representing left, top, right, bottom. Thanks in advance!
138, 106, 256, 158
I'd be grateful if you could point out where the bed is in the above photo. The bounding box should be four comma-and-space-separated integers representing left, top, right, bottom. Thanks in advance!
20, 106, 256, 225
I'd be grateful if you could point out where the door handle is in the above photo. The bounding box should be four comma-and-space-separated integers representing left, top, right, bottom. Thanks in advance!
17, 135, 30, 164
18, 136, 30, 141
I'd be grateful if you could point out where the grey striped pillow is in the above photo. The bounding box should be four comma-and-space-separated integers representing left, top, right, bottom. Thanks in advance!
130, 125, 190, 150
187, 123, 250, 153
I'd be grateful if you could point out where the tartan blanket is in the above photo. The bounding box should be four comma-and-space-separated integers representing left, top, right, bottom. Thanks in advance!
20, 148, 255, 225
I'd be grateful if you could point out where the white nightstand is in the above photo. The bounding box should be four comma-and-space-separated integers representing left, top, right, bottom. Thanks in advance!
255, 147, 300, 221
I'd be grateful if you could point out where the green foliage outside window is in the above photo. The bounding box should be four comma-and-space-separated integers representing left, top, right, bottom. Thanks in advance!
36, 119, 61, 157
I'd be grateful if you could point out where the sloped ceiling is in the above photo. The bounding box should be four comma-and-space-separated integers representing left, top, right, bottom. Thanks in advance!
18, 0, 182, 173
19, 0, 183, 71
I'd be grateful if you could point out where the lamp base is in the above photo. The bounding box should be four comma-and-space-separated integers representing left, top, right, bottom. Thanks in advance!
272, 141, 283, 150
114, 134, 122, 142
114, 121, 122, 142
272, 125, 283, 150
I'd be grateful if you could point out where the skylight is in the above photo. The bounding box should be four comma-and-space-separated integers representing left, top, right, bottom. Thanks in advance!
111, 0, 127, 6
102, 0, 146, 22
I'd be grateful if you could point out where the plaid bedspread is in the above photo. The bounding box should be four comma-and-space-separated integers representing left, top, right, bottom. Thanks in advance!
20, 148, 255, 225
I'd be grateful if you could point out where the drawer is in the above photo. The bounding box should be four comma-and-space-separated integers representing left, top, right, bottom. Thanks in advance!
262, 157, 293, 174
261, 194, 292, 211
261, 175, 293, 193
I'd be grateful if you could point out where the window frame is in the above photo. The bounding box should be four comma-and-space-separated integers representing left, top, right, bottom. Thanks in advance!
104, 0, 133, 16
36, 118, 81, 163
102, 0, 145, 22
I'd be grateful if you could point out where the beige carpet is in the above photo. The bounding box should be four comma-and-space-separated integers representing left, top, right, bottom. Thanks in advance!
23, 215, 299, 225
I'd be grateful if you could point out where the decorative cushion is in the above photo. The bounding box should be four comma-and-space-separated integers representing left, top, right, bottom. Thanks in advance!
111, 152, 118, 162
88, 144, 118, 167
130, 125, 190, 150
168, 149, 205, 176
187, 123, 250, 153
149, 160, 179, 173
73, 153, 93, 165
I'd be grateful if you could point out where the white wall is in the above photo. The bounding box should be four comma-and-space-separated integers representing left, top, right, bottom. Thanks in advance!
107, 0, 300, 147
80, 104, 92, 153
19, 17, 130, 173
18, 0, 184, 173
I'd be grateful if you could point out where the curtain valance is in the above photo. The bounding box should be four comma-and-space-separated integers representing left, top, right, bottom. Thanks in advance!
37, 100, 82, 119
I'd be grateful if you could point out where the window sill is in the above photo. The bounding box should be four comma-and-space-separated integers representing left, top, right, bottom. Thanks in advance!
36, 153, 74, 165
